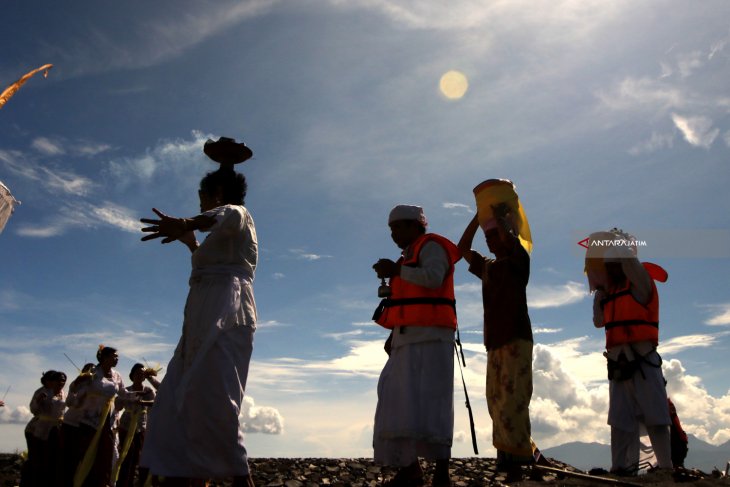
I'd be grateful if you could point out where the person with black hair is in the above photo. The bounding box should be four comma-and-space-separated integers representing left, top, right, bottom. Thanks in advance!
60, 363, 95, 487
115, 363, 156, 487
74, 346, 139, 487
140, 137, 258, 487
20, 370, 66, 487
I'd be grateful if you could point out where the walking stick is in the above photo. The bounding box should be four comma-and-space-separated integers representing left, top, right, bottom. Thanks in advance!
455, 328, 478, 455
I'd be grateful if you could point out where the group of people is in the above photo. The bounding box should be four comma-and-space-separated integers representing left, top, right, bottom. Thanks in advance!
19, 347, 159, 487
370, 182, 676, 484
12, 137, 677, 486
371, 198, 535, 486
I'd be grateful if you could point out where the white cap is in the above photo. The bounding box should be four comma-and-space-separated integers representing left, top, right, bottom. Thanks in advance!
388, 205, 427, 227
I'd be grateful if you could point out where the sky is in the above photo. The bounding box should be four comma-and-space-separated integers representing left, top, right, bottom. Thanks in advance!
1, 0, 730, 460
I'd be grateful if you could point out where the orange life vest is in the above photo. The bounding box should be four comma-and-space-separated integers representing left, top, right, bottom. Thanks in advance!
373, 233, 460, 330
602, 263, 662, 348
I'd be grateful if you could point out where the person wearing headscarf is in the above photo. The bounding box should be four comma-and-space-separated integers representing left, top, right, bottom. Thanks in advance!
139, 137, 258, 487
20, 370, 67, 487
60, 363, 95, 487
114, 363, 157, 487
371, 204, 460, 487
585, 229, 672, 475
74, 346, 139, 487
458, 193, 534, 477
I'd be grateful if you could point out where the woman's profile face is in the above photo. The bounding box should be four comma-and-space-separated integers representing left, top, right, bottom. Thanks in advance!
100, 352, 119, 370
199, 189, 221, 212
50, 378, 66, 395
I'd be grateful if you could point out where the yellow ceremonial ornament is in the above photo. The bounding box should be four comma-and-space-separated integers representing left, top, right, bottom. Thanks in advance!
110, 409, 142, 483
73, 397, 114, 487
473, 179, 533, 254
0, 64, 53, 109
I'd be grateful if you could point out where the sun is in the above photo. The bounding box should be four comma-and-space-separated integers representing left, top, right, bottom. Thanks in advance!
439, 70, 469, 100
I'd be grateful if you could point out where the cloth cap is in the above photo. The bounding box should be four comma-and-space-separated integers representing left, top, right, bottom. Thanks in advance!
388, 205, 427, 227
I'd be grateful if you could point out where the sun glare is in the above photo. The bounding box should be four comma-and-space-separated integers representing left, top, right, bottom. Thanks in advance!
439, 70, 469, 100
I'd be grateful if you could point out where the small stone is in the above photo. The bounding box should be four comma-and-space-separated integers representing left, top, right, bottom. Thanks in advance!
284, 480, 303, 487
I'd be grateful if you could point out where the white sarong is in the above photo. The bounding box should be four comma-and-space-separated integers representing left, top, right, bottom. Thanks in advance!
373, 332, 454, 466
141, 267, 255, 478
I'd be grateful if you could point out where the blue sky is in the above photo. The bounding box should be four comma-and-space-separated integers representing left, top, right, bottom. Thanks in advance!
1, 0, 730, 459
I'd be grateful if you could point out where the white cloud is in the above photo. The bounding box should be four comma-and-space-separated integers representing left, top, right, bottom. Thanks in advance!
671, 113, 719, 148
0, 330, 175, 364
41, 167, 94, 196
708, 39, 727, 60
528, 281, 588, 309
664, 359, 730, 445
106, 130, 210, 187
32, 137, 65, 156
0, 288, 29, 311
323, 329, 366, 341
289, 249, 333, 261
331, 0, 627, 33
240, 396, 284, 434
47, 1, 278, 77
76, 142, 112, 157
598, 77, 685, 112
628, 131, 675, 156
0, 150, 94, 196
442, 202, 474, 213
91, 202, 141, 233
704, 304, 730, 326
31, 136, 111, 158
659, 334, 719, 355
17, 201, 139, 237
272, 272, 285, 280
676, 50, 705, 78
534, 327, 563, 334
16, 224, 65, 238
0, 405, 32, 425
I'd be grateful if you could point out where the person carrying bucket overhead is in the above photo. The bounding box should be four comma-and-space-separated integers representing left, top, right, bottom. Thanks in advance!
585, 228, 672, 475
457, 179, 534, 480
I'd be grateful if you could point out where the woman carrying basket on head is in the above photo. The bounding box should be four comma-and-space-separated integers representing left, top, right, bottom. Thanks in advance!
139, 137, 259, 487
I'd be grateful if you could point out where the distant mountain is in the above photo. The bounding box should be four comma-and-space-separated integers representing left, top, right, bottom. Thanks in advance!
543, 435, 730, 474
542, 442, 610, 471
686, 435, 730, 473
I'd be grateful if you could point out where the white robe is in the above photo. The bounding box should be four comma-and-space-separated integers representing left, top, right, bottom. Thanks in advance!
373, 241, 455, 466
141, 205, 257, 478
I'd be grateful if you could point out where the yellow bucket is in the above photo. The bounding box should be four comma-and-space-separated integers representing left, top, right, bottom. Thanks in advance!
473, 179, 532, 254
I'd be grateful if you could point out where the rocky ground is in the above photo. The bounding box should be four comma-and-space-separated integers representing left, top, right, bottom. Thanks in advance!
1, 454, 729, 486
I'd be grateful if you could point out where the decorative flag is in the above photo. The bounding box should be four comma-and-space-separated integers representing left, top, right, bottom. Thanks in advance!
0, 64, 53, 109
0, 180, 19, 234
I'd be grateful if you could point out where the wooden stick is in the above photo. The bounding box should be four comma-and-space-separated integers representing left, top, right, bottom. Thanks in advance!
63, 353, 81, 372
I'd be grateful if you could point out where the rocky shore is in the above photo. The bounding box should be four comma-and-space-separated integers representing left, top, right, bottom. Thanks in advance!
1, 454, 728, 486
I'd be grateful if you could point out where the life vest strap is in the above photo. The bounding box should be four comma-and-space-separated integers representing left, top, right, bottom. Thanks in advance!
600, 289, 632, 308
372, 297, 456, 321
604, 319, 658, 330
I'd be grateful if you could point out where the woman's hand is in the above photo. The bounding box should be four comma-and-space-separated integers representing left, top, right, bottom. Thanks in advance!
141, 208, 187, 244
